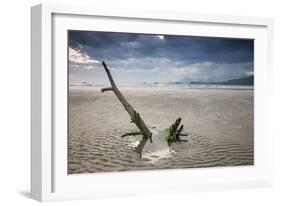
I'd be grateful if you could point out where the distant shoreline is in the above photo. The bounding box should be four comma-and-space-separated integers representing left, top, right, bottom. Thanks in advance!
69, 84, 254, 91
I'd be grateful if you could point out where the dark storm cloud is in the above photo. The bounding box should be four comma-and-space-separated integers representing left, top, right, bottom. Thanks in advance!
69, 30, 253, 64
163, 36, 253, 63
68, 30, 254, 83
69, 31, 138, 49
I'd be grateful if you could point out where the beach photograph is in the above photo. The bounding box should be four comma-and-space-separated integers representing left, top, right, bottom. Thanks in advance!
68, 31, 254, 174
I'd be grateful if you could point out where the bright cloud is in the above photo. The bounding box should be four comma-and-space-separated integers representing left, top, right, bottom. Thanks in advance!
157, 35, 165, 40
69, 47, 100, 65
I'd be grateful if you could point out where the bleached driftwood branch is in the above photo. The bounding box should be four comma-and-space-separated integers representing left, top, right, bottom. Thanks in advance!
101, 61, 152, 156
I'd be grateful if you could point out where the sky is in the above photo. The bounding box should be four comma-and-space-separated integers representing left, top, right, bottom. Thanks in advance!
68, 30, 254, 85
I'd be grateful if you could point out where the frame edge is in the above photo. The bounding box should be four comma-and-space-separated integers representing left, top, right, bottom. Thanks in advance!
30, 3, 275, 201
31, 4, 43, 201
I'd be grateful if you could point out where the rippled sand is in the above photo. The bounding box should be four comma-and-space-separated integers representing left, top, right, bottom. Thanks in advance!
68, 87, 254, 174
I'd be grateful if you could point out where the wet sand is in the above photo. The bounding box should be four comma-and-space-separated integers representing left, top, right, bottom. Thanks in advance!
68, 87, 254, 174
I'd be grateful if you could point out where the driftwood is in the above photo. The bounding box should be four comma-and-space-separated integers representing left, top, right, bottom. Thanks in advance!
101, 61, 187, 156
101, 61, 152, 156
121, 132, 144, 137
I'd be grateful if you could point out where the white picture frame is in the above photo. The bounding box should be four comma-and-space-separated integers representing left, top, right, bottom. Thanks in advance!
31, 3, 274, 202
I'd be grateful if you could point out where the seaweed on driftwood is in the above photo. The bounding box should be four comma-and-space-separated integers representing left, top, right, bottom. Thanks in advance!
165, 117, 188, 149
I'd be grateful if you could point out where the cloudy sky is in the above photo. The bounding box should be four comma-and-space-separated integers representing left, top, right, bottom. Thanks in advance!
68, 30, 254, 85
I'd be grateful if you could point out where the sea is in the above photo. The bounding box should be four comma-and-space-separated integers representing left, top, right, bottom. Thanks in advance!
69, 83, 254, 91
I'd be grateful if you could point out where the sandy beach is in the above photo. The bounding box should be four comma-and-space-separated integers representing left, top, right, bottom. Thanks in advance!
68, 86, 254, 174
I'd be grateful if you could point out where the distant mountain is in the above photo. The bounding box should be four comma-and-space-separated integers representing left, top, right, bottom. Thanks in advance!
180, 76, 192, 84
69, 81, 93, 87
189, 75, 254, 86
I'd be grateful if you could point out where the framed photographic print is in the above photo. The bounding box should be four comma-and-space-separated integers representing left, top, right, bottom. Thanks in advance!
31, 3, 274, 201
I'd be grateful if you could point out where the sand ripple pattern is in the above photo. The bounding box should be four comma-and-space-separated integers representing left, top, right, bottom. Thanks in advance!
68, 132, 253, 174
68, 88, 253, 174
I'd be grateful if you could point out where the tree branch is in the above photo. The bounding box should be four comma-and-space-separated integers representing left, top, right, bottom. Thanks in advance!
121, 132, 144, 137
101, 61, 152, 156
101, 87, 113, 93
